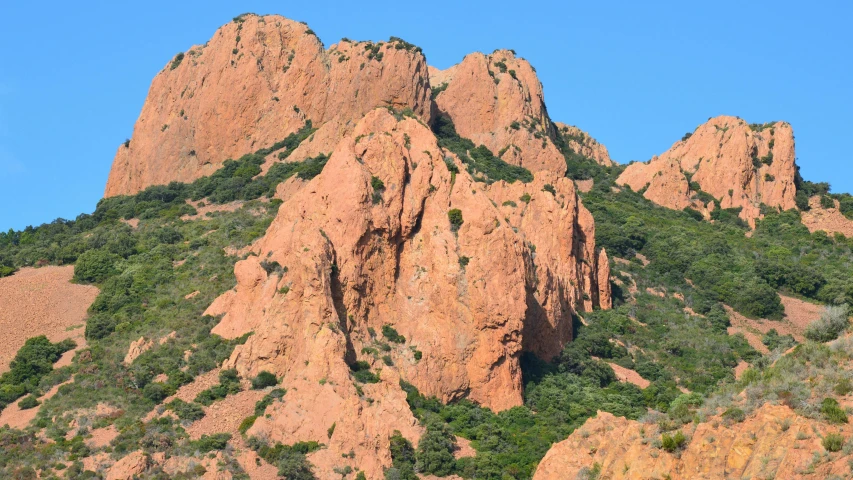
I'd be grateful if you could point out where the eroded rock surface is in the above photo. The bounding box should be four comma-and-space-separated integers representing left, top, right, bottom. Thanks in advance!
430, 51, 567, 176
105, 14, 431, 196
534, 404, 853, 480
617, 116, 797, 226
205, 108, 609, 477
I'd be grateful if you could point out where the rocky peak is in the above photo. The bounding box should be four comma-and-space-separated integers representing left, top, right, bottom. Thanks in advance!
617, 115, 797, 226
553, 122, 613, 166
105, 14, 431, 197
203, 106, 610, 476
430, 50, 568, 176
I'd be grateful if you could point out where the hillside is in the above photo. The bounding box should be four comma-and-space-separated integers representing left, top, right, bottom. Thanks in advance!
1, 12, 852, 480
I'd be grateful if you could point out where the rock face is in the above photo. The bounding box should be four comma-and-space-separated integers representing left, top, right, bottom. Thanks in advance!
801, 196, 853, 237
554, 123, 613, 166
430, 51, 568, 176
105, 14, 431, 197
534, 404, 853, 479
106, 15, 612, 477
617, 116, 797, 226
205, 108, 609, 478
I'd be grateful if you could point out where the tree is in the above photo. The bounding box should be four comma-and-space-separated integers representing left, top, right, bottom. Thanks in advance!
415, 423, 456, 476
74, 249, 120, 283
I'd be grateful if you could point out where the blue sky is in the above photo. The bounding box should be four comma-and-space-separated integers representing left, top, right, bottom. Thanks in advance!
1, 1, 850, 231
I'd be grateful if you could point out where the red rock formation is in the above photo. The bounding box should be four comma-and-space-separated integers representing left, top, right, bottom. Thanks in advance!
801, 196, 853, 237
534, 404, 853, 479
617, 116, 797, 226
554, 123, 613, 166
430, 51, 567, 176
105, 14, 431, 197
204, 109, 609, 477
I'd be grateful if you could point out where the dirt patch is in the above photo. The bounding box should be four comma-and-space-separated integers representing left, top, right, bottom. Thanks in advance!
0, 266, 98, 373
725, 295, 823, 354
635, 253, 649, 266
87, 425, 119, 449
607, 362, 650, 389
0, 379, 71, 429
734, 360, 750, 380
454, 436, 476, 459
778, 294, 823, 334
186, 389, 268, 440
120, 218, 139, 229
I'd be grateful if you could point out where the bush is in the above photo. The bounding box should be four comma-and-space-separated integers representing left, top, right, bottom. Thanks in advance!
252, 371, 279, 389
192, 433, 231, 452
722, 407, 745, 423
660, 430, 687, 452
821, 398, 848, 424
166, 399, 205, 422
17, 395, 40, 410
805, 305, 849, 343
823, 432, 844, 452
382, 324, 406, 343
142, 382, 170, 403
447, 209, 464, 231
74, 249, 120, 283
239, 415, 257, 435
415, 423, 456, 476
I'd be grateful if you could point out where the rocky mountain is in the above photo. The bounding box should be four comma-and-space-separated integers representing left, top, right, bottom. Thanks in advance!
3, 11, 853, 480
99, 12, 613, 478
617, 115, 797, 226
105, 14, 431, 197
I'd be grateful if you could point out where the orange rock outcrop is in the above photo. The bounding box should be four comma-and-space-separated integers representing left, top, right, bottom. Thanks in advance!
554, 123, 613, 166
105, 14, 613, 477
105, 14, 431, 197
430, 51, 568, 176
534, 404, 853, 479
617, 116, 797, 226
204, 108, 609, 478
801, 195, 853, 237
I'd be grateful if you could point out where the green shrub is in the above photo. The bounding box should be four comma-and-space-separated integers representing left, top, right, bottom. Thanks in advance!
432, 115, 532, 184
192, 433, 231, 452
382, 324, 406, 343
660, 430, 687, 452
821, 398, 848, 424
166, 399, 205, 422
248, 437, 320, 479
239, 415, 258, 435
722, 407, 745, 423
447, 209, 464, 231
805, 305, 849, 342
170, 52, 185, 70
17, 395, 40, 410
142, 382, 170, 403
823, 432, 844, 452
74, 249, 120, 283
252, 371, 279, 389
415, 423, 456, 476
255, 388, 286, 416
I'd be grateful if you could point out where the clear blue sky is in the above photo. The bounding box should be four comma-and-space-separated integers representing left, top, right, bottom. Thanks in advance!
1, 1, 850, 231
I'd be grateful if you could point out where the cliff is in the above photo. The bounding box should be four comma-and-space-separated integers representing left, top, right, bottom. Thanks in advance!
617, 115, 797, 226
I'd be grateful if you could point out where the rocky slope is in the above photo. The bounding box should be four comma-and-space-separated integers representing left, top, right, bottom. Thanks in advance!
554, 122, 613, 166
617, 115, 797, 226
202, 108, 609, 477
801, 195, 853, 237
534, 404, 853, 479
430, 51, 566, 176
105, 14, 431, 197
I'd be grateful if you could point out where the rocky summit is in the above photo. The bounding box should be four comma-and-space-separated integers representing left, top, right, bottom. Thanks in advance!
3, 11, 853, 480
